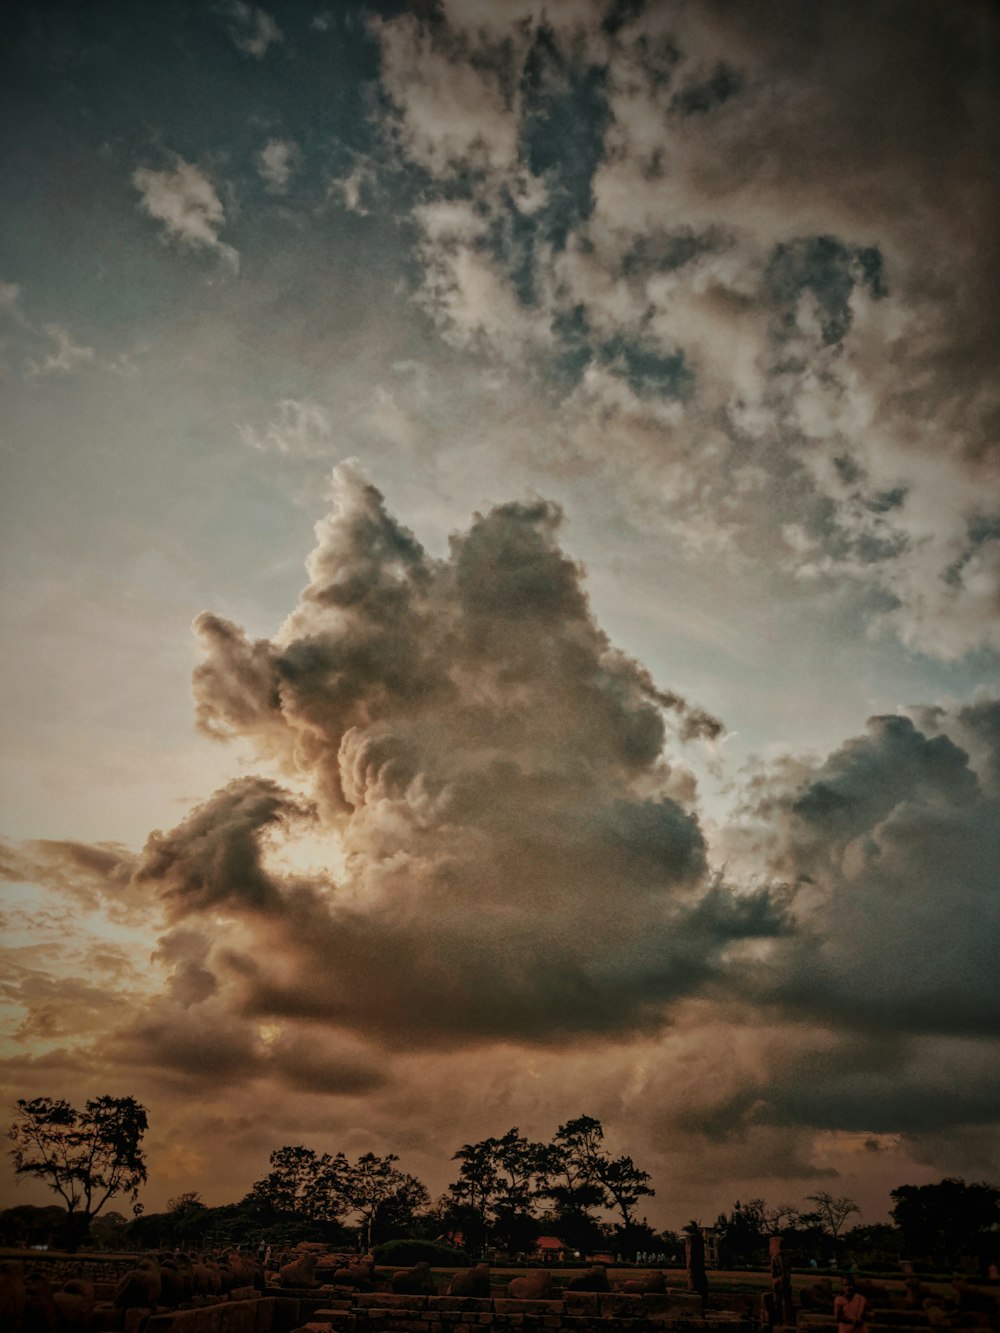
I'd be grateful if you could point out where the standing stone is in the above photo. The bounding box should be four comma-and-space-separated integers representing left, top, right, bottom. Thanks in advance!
685, 1229, 708, 1310
769, 1236, 794, 1326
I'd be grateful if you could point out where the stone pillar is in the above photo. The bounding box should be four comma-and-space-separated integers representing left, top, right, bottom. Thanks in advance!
685, 1229, 708, 1310
769, 1236, 794, 1327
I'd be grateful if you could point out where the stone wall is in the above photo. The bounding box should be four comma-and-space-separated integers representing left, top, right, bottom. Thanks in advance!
97, 1288, 750, 1333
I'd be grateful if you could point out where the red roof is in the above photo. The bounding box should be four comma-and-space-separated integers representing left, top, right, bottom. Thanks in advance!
536, 1236, 565, 1250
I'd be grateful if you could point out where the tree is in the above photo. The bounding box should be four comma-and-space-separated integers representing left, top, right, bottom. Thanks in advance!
448, 1128, 549, 1255
806, 1192, 861, 1240
891, 1178, 1000, 1271
368, 1171, 431, 1245
543, 1115, 654, 1237
542, 1115, 609, 1240
597, 1152, 654, 1228
8, 1096, 148, 1250
347, 1153, 420, 1251
244, 1145, 351, 1224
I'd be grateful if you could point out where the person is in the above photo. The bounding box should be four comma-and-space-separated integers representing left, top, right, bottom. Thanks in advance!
834, 1276, 870, 1333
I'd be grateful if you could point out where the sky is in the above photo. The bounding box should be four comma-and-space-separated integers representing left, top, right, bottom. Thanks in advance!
1, 0, 998, 1233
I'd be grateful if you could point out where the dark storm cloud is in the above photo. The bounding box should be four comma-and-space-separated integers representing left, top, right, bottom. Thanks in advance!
135, 778, 314, 920
110, 1001, 265, 1086
738, 707, 1000, 1039
265, 1031, 387, 1096
681, 1031, 1000, 1142
134, 464, 779, 1047
87, 982, 387, 1096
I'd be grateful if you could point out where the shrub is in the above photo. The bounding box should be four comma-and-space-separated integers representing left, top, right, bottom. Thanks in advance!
374, 1238, 471, 1267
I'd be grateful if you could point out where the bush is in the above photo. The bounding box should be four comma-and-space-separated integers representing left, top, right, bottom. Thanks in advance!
374, 1238, 471, 1267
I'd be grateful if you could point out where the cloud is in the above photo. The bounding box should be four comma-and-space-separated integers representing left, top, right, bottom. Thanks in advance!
730, 706, 1000, 1040
133, 158, 239, 271
239, 398, 334, 456
257, 137, 298, 193
0, 837, 140, 920
160, 462, 777, 1047
24, 324, 96, 377
135, 778, 314, 921
361, 2, 1000, 659
217, 1, 283, 59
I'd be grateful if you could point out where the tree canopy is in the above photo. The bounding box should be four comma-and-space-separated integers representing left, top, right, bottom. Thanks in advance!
7, 1095, 148, 1250
891, 1178, 1000, 1270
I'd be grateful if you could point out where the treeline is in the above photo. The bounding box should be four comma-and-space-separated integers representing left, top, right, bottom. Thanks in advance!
6, 1097, 1000, 1272
713, 1183, 1000, 1273
131, 1116, 659, 1258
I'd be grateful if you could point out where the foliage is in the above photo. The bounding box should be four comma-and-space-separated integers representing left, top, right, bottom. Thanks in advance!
448, 1128, 549, 1254
7, 1095, 148, 1250
841, 1222, 905, 1269
370, 1174, 434, 1245
444, 1115, 654, 1257
806, 1192, 861, 1239
545, 1115, 654, 1229
244, 1145, 429, 1248
244, 1145, 351, 1223
891, 1178, 1000, 1271
0, 1204, 67, 1248
374, 1237, 471, 1266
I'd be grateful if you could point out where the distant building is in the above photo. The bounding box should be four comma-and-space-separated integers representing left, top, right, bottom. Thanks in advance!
701, 1228, 720, 1267
535, 1235, 567, 1263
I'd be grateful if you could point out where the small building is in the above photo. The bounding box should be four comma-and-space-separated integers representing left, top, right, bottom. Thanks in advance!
534, 1235, 567, 1263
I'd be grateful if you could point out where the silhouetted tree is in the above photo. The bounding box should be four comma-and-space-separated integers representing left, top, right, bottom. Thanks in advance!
543, 1115, 654, 1237
8, 1095, 147, 1250
891, 1178, 1000, 1272
244, 1145, 351, 1223
348, 1152, 424, 1250
806, 1192, 860, 1240
448, 1128, 548, 1254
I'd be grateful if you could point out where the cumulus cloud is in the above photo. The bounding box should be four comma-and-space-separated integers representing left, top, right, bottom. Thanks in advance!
362, 1, 1000, 658
173, 462, 774, 1046
729, 706, 1000, 1040
133, 158, 239, 271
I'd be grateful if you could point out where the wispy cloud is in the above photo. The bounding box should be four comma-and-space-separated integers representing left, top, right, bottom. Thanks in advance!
133, 158, 239, 272
239, 398, 334, 456
257, 137, 298, 193
216, 1, 283, 59
24, 325, 96, 377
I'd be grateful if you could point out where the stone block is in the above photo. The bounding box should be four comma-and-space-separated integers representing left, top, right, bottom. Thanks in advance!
222, 1303, 259, 1333
597, 1293, 644, 1318
428, 1298, 493, 1314
491, 1301, 563, 1316
356, 1295, 428, 1311
562, 1293, 600, 1314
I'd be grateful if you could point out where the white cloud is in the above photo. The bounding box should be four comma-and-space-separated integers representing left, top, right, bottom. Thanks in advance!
133, 159, 239, 272
239, 398, 334, 457
217, 1, 283, 59
361, 3, 1000, 661
328, 157, 378, 216
257, 138, 298, 193
24, 325, 96, 378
